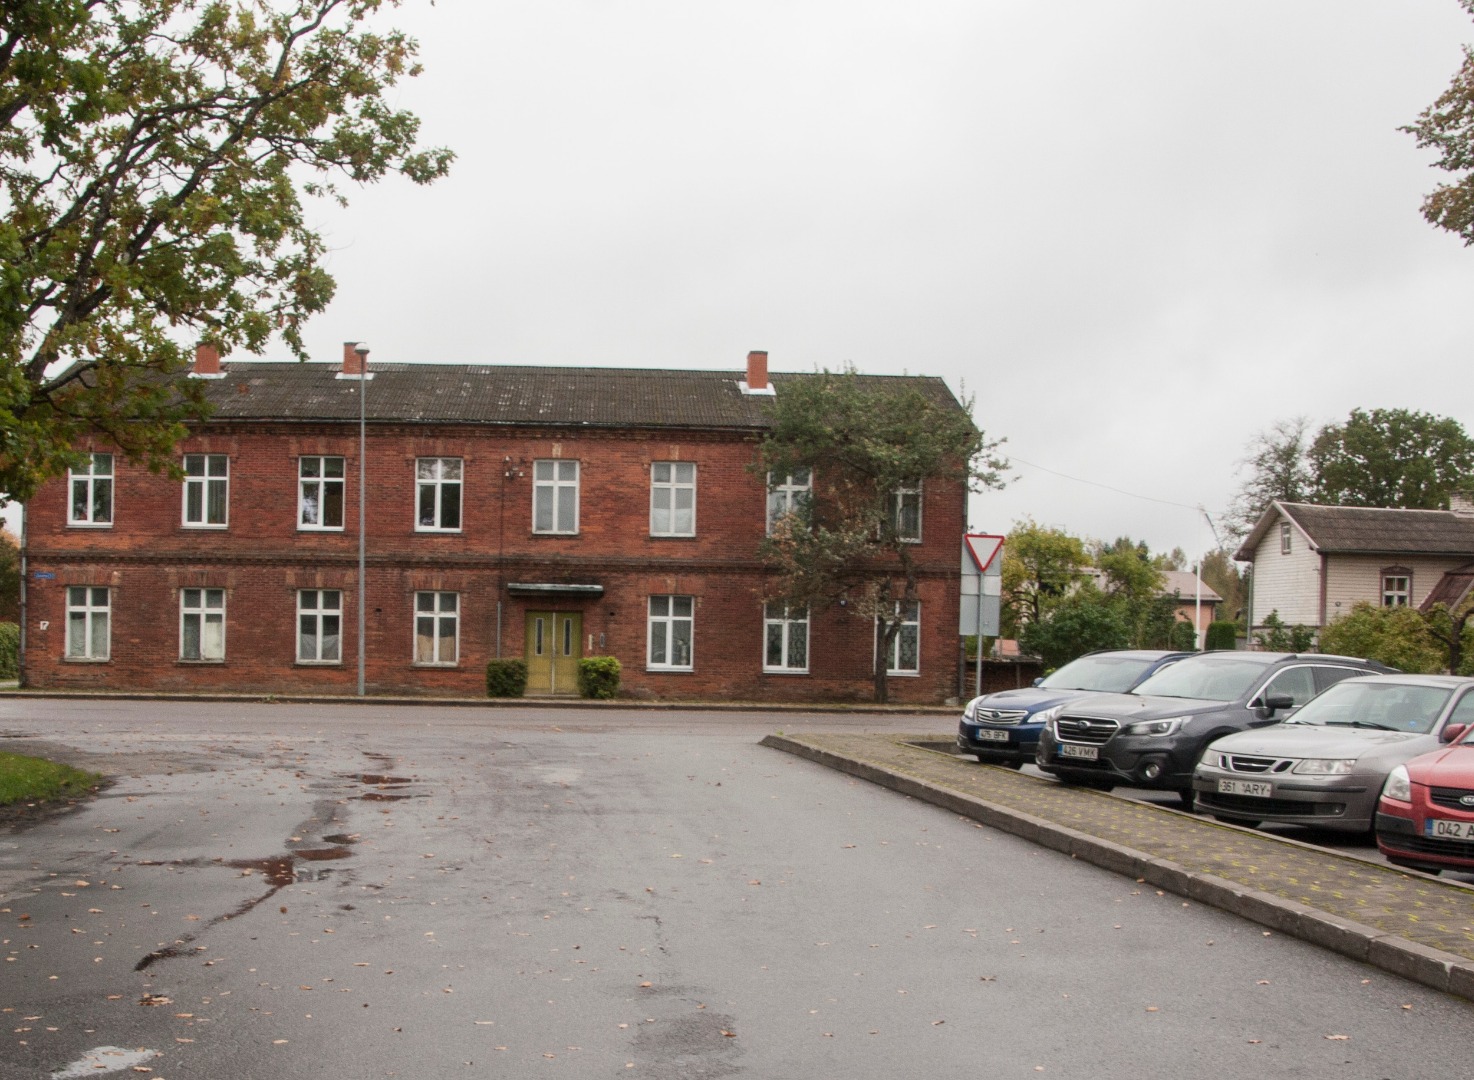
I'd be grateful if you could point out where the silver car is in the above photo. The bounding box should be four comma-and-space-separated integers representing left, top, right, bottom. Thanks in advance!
1193, 674, 1474, 832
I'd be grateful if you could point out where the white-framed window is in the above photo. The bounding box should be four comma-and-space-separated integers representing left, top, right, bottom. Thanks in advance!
415, 591, 459, 665
764, 603, 809, 672
881, 601, 921, 675
648, 595, 694, 670
1279, 522, 1292, 555
533, 459, 580, 534
1382, 570, 1412, 608
299, 456, 345, 530
65, 586, 110, 660
650, 461, 696, 537
297, 589, 342, 663
180, 588, 225, 661
766, 469, 812, 534
892, 481, 922, 542
182, 453, 229, 527
69, 453, 113, 526
416, 457, 462, 532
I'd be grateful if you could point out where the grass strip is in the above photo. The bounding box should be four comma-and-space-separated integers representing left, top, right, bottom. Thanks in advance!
0, 751, 101, 807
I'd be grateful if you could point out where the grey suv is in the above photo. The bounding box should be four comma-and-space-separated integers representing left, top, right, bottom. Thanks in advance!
1034, 651, 1394, 807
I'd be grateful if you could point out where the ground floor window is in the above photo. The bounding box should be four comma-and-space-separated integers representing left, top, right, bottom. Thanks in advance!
66, 586, 110, 660
764, 603, 808, 672
648, 595, 693, 670
181, 588, 225, 661
1381, 570, 1411, 607
882, 601, 920, 675
415, 591, 459, 665
298, 589, 342, 663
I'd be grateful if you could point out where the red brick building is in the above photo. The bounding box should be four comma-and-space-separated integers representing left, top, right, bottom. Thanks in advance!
20, 347, 968, 703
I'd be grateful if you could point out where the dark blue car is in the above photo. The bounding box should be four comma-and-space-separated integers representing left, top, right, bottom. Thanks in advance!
957, 650, 1193, 767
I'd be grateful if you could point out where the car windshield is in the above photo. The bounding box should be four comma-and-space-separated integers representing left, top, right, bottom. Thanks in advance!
1038, 654, 1163, 694
1130, 656, 1268, 702
1286, 681, 1452, 733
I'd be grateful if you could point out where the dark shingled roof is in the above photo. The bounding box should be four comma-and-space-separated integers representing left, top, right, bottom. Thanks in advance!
1237, 501, 1474, 560
193, 363, 964, 430
1420, 563, 1474, 613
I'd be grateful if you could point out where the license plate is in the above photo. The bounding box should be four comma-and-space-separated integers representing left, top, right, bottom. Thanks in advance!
1218, 778, 1272, 798
1425, 817, 1474, 840
1059, 744, 1098, 761
972, 728, 1010, 743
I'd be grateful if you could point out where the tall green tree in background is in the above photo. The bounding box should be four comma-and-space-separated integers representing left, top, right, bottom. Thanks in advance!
1406, 0, 1474, 246
1224, 417, 1315, 538
754, 368, 1007, 703
1308, 409, 1474, 509
999, 519, 1091, 638
0, 0, 453, 503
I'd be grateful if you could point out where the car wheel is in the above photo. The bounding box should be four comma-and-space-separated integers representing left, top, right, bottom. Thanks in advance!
1177, 788, 1196, 811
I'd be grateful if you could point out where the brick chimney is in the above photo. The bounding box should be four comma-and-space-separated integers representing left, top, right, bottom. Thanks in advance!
741, 349, 774, 396
342, 340, 365, 376
191, 342, 222, 379
1452, 491, 1474, 518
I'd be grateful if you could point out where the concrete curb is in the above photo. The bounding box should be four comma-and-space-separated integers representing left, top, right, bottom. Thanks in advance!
762, 733, 1474, 1003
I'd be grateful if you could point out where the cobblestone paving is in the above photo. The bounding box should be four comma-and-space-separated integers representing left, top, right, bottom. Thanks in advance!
779, 732, 1474, 961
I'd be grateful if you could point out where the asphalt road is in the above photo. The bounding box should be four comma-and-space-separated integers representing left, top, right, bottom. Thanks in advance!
1, 699, 1470, 1080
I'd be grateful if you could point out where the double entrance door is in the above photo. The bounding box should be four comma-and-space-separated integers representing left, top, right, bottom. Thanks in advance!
525, 612, 582, 695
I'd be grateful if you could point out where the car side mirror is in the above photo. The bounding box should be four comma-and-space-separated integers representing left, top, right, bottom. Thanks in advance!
1258, 693, 1296, 717
1031, 677, 1043, 687
1441, 723, 1468, 744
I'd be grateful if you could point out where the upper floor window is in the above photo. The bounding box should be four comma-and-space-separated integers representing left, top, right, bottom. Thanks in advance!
1382, 570, 1411, 607
182, 454, 228, 527
69, 453, 113, 526
766, 469, 812, 534
180, 588, 225, 661
300, 456, 345, 531
881, 601, 920, 675
415, 591, 459, 666
892, 482, 922, 543
297, 589, 342, 663
1279, 522, 1292, 555
650, 462, 696, 536
648, 595, 694, 670
416, 457, 462, 532
764, 603, 809, 672
533, 459, 579, 534
66, 586, 110, 661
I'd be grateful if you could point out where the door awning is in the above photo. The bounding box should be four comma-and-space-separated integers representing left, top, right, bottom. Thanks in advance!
506, 583, 605, 597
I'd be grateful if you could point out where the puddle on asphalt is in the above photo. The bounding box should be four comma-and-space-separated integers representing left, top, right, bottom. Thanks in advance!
358, 774, 412, 786
359, 791, 410, 802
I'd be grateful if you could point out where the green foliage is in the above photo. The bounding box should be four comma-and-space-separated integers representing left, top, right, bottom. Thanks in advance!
0, 751, 100, 806
1309, 409, 1474, 510
1225, 417, 1314, 538
1198, 549, 1246, 626
1405, 4, 1474, 246
1254, 610, 1316, 653
0, 530, 16, 621
1205, 620, 1239, 651
1017, 588, 1131, 670
485, 658, 528, 698
577, 656, 621, 700
0, 622, 17, 679
1317, 602, 1444, 673
1000, 518, 1091, 638
753, 366, 1007, 702
1167, 619, 1198, 652
0, 0, 454, 502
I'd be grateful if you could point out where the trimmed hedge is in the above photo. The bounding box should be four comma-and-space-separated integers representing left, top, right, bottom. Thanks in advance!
0, 623, 17, 680
1204, 620, 1239, 652
578, 656, 621, 699
486, 658, 528, 697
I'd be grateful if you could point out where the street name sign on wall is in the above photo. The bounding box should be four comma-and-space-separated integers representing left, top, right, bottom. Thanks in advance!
959, 533, 1004, 637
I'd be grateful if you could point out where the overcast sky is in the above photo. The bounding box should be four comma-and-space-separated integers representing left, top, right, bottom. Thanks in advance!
244, 1, 1474, 560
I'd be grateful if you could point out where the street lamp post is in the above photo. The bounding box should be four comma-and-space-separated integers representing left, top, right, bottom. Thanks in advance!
355, 342, 370, 697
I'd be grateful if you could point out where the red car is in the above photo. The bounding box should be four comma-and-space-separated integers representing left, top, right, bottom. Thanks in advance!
1375, 718, 1474, 874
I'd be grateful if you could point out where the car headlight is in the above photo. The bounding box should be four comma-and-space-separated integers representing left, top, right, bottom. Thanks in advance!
1123, 717, 1185, 737
1382, 765, 1412, 803
1199, 751, 1228, 770
1035, 705, 1064, 734
1291, 758, 1358, 776
962, 698, 981, 721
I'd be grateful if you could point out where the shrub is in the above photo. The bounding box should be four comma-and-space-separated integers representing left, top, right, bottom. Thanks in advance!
578, 656, 621, 699
1318, 602, 1443, 673
0, 622, 17, 680
485, 658, 528, 697
1205, 621, 1239, 652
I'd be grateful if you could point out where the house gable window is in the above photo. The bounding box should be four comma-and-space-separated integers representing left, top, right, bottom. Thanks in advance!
764, 603, 809, 672
1381, 568, 1412, 607
69, 453, 113, 526
533, 459, 580, 534
297, 589, 342, 663
893, 481, 922, 543
299, 456, 345, 530
416, 457, 462, 532
648, 595, 694, 670
66, 586, 110, 660
415, 591, 459, 665
880, 601, 921, 676
1279, 522, 1292, 555
650, 462, 696, 537
182, 454, 229, 527
181, 588, 225, 661
766, 469, 812, 534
